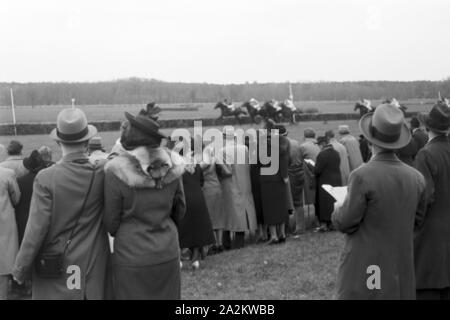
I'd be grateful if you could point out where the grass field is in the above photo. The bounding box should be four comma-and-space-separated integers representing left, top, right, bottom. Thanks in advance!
181, 231, 344, 300
0, 120, 362, 161
0, 99, 434, 124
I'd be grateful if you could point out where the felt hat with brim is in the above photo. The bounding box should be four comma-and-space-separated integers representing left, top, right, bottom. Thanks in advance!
50, 108, 97, 144
418, 100, 450, 133
23, 150, 44, 171
124, 112, 166, 139
359, 102, 411, 150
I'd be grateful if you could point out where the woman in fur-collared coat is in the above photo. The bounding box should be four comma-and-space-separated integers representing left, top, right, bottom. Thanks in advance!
104, 111, 186, 300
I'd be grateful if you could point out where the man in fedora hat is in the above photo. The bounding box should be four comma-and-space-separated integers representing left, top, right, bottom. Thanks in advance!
332, 101, 427, 299
414, 99, 450, 300
12, 108, 111, 300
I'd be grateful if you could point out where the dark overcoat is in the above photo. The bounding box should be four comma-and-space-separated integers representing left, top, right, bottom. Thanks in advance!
332, 152, 426, 299
260, 135, 291, 226
13, 152, 111, 300
16, 169, 41, 244
414, 135, 450, 290
178, 164, 215, 249
314, 145, 342, 223
104, 147, 186, 300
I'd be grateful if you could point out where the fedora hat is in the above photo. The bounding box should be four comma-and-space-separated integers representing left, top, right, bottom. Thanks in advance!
359, 102, 411, 150
418, 99, 450, 133
124, 112, 166, 140
50, 108, 97, 144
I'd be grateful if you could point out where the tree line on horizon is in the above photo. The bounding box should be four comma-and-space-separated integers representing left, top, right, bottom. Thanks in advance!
0, 78, 449, 107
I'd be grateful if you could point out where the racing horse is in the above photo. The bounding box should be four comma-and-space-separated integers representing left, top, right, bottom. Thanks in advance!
214, 101, 247, 123
354, 99, 373, 118
279, 99, 301, 123
260, 100, 284, 123
241, 98, 263, 123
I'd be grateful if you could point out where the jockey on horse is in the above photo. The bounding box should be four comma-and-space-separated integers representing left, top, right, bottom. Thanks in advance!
354, 99, 373, 118
214, 99, 247, 122
242, 98, 262, 123
279, 99, 300, 123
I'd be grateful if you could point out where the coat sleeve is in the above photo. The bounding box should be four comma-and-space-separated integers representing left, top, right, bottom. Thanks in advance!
171, 178, 186, 226
103, 171, 123, 236
414, 149, 436, 225
414, 173, 428, 230
314, 151, 325, 178
332, 170, 367, 234
279, 139, 290, 179
12, 173, 52, 282
7, 172, 21, 205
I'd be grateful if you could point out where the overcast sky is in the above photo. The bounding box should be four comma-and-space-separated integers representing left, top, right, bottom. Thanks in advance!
1, 0, 449, 83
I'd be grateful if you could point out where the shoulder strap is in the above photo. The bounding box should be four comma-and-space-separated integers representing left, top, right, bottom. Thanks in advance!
62, 165, 97, 257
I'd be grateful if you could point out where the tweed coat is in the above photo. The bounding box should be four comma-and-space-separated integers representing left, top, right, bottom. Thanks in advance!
0, 167, 20, 275
414, 135, 450, 290
12, 152, 111, 300
332, 152, 426, 299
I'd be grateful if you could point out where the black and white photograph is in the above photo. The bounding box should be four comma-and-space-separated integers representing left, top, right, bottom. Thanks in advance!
1, 0, 450, 308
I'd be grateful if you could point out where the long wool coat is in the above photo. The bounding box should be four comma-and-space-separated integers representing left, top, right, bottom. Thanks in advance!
330, 139, 350, 185
414, 135, 450, 290
104, 147, 186, 300
201, 145, 226, 230
260, 135, 292, 226
16, 169, 42, 244
0, 167, 20, 275
218, 141, 257, 233
12, 152, 111, 300
332, 152, 426, 299
314, 145, 342, 223
287, 137, 305, 208
178, 164, 215, 248
339, 134, 363, 172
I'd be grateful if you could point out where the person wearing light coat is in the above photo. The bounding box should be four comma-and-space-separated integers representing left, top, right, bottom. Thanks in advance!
338, 125, 363, 172
217, 127, 257, 249
326, 130, 350, 185
0, 167, 20, 299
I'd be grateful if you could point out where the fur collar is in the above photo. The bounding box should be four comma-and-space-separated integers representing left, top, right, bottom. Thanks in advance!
105, 147, 186, 189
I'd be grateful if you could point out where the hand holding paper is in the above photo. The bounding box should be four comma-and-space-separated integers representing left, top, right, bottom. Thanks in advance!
322, 184, 348, 205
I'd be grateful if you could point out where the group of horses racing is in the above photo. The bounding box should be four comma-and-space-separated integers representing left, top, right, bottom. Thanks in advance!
215, 98, 409, 124
214, 98, 301, 124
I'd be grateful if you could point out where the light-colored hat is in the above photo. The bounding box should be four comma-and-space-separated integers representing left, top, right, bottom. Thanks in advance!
338, 125, 350, 134
50, 108, 97, 144
359, 102, 411, 150
88, 136, 104, 151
